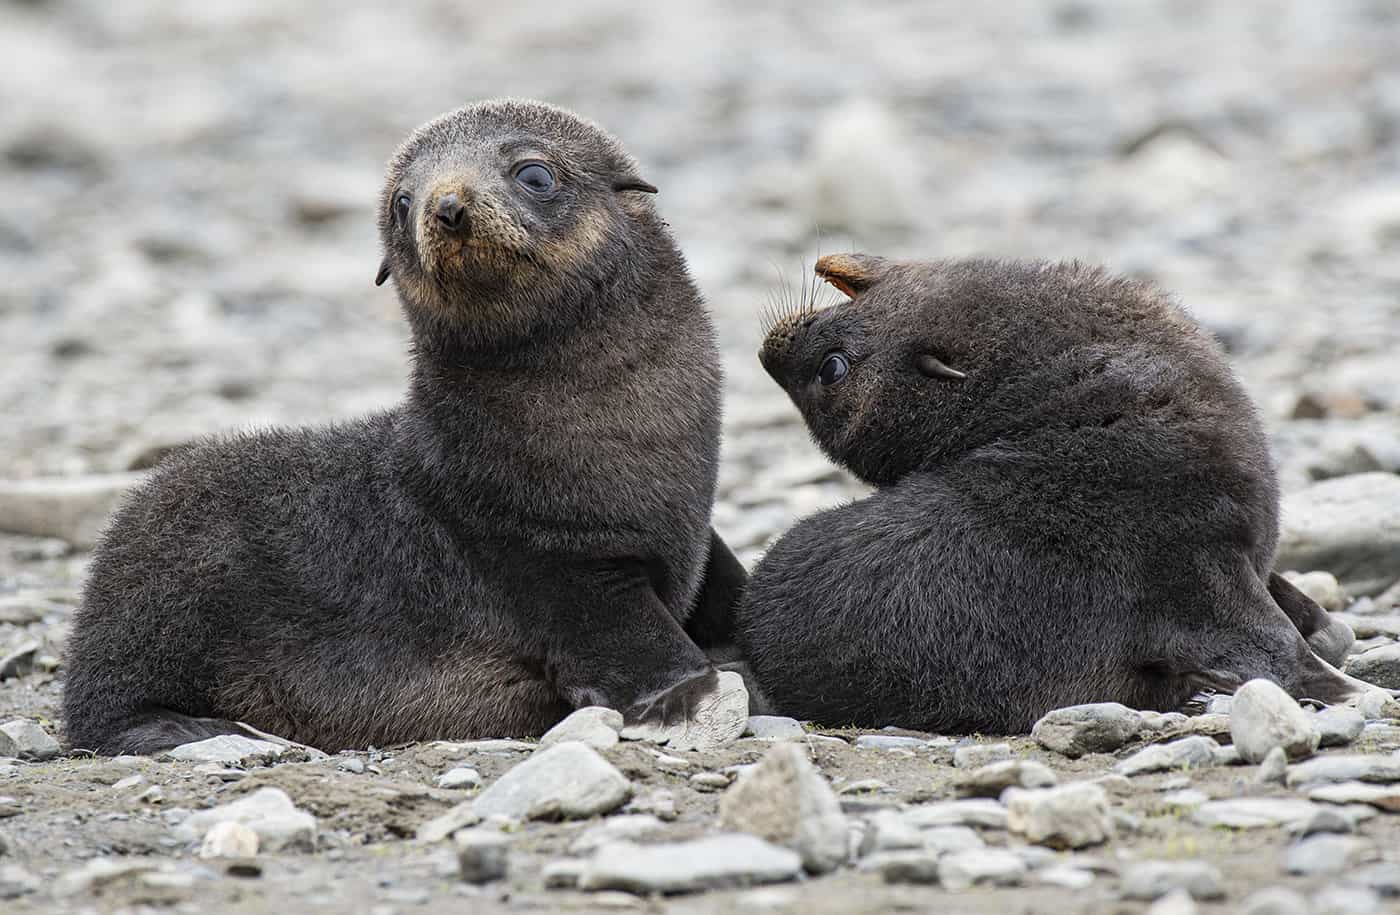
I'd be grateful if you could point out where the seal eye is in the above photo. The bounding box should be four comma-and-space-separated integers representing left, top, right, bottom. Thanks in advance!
393, 192, 412, 227
514, 162, 556, 194
817, 352, 849, 386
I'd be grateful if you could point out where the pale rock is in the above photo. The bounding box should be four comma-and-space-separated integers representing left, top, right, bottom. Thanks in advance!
539, 706, 623, 751
165, 735, 285, 767
1282, 570, 1347, 610
618, 670, 748, 750
865, 851, 940, 885
1282, 833, 1372, 875
174, 787, 316, 851
952, 742, 1011, 768
436, 767, 482, 790
1115, 737, 1218, 776
1120, 860, 1225, 901
1256, 746, 1289, 783
718, 742, 848, 874
198, 821, 259, 859
569, 814, 665, 854
577, 834, 802, 894
1313, 705, 1365, 747
1192, 797, 1329, 829
1032, 703, 1142, 758
902, 798, 1008, 830
1285, 753, 1400, 787
0, 719, 60, 761
1346, 643, 1400, 689
1146, 888, 1200, 915
1230, 678, 1320, 763
1276, 472, 1400, 596
416, 801, 481, 842
0, 473, 144, 548
744, 716, 806, 740
1240, 887, 1311, 915
473, 742, 631, 821
1005, 782, 1111, 849
1308, 780, 1400, 811
455, 827, 510, 883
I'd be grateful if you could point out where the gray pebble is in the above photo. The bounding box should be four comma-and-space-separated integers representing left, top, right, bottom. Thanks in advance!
473, 742, 630, 821
577, 834, 802, 894
1314, 885, 1383, 914
0, 719, 60, 762
436, 767, 482, 790
866, 851, 940, 885
1346, 643, 1400, 689
1282, 570, 1347, 610
1282, 833, 1371, 875
743, 716, 806, 740
1120, 859, 1225, 901
1285, 753, 1400, 787
1031, 703, 1143, 758
853, 735, 925, 750
1313, 705, 1365, 747
538, 706, 623, 751
172, 787, 316, 852
1256, 746, 1289, 783
1193, 797, 1331, 830
1275, 472, 1400, 597
454, 828, 509, 884
165, 735, 285, 767
901, 799, 1008, 830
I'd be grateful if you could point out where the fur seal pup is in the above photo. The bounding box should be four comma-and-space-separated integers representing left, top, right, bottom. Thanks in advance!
63, 100, 747, 755
735, 254, 1369, 732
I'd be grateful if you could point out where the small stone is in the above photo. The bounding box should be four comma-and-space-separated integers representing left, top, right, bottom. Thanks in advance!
1145, 889, 1200, 915
454, 828, 510, 883
938, 848, 1026, 890
624, 788, 677, 821
1230, 679, 1320, 763
416, 801, 481, 843
173, 788, 316, 851
718, 743, 848, 874
1039, 865, 1095, 890
1141, 710, 1191, 733
689, 772, 731, 791
569, 815, 665, 854
1257, 746, 1288, 783
854, 735, 925, 750
744, 716, 806, 740
539, 707, 623, 751
1308, 780, 1400, 811
859, 811, 924, 854
1005, 782, 1111, 849
1212, 744, 1243, 766
1286, 754, 1400, 787
1299, 806, 1355, 836
952, 743, 1011, 768
53, 858, 159, 897
0, 719, 60, 761
1240, 887, 1311, 915
334, 757, 365, 774
543, 858, 586, 889
919, 826, 985, 855
1346, 643, 1400, 689
0, 863, 41, 898
112, 774, 146, 790
869, 852, 940, 885
0, 641, 38, 681
165, 735, 285, 767
1282, 570, 1347, 611
1192, 798, 1328, 829
1115, 737, 1218, 776
1120, 860, 1225, 901
577, 834, 802, 894
436, 767, 482, 790
1158, 789, 1209, 811
1353, 862, 1400, 896
902, 799, 1008, 830
1032, 703, 1143, 758
198, 821, 259, 859
473, 741, 631, 821
1283, 833, 1372, 875
1313, 706, 1366, 747
138, 785, 164, 804
1205, 695, 1233, 716
955, 760, 1057, 797
1356, 690, 1398, 719
836, 778, 889, 795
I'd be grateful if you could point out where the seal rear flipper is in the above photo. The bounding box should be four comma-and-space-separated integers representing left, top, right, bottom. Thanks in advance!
76, 709, 265, 757
682, 528, 748, 663
1268, 571, 1355, 667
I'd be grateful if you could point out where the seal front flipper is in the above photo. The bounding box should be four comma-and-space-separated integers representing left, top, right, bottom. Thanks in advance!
547, 567, 747, 749
682, 528, 748, 661
1267, 571, 1354, 667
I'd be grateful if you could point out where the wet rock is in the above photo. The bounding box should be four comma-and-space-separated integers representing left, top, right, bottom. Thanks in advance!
619, 670, 748, 750
1276, 472, 1400, 596
956, 759, 1057, 797
474, 741, 630, 821
1256, 746, 1288, 783
1308, 780, 1400, 810
165, 735, 286, 766
1281, 570, 1347, 610
454, 827, 510, 883
0, 473, 144, 548
415, 801, 481, 842
436, 767, 482, 790
538, 706, 623, 750
1313, 705, 1365, 747
198, 821, 259, 859
1282, 833, 1372, 875
0, 719, 60, 761
1032, 703, 1143, 757
1285, 753, 1400, 787
1230, 678, 1320, 762
1240, 887, 1310, 915
577, 834, 802, 894
1192, 798, 1329, 829
1120, 859, 1225, 901
173, 787, 316, 851
902, 798, 1008, 830
744, 716, 806, 740
864, 851, 939, 885
951, 742, 1011, 768
1115, 737, 1218, 776
1005, 782, 1111, 849
1346, 643, 1400, 689
718, 742, 848, 874
938, 848, 1026, 890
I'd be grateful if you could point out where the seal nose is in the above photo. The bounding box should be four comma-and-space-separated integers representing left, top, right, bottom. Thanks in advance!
435, 193, 468, 232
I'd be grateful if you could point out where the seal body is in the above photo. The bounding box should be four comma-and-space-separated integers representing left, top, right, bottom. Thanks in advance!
63, 100, 745, 754
736, 255, 1363, 733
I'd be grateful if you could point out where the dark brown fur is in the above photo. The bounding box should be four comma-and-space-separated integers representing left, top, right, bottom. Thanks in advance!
62, 100, 745, 755
735, 255, 1365, 733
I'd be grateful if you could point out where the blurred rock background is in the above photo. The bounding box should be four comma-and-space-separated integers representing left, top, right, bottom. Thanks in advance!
0, 0, 1398, 567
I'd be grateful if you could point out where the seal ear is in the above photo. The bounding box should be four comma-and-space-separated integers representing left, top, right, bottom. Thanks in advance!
375, 258, 391, 287
613, 176, 659, 194
915, 354, 966, 381
814, 253, 888, 297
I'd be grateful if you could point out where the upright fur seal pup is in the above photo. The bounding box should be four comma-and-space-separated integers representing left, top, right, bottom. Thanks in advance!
63, 100, 746, 755
736, 254, 1368, 732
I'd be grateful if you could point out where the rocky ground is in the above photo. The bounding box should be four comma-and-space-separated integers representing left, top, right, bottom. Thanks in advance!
3, 0, 1400, 912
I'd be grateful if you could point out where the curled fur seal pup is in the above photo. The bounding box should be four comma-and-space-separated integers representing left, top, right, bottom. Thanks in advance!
63, 99, 746, 755
735, 254, 1369, 732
